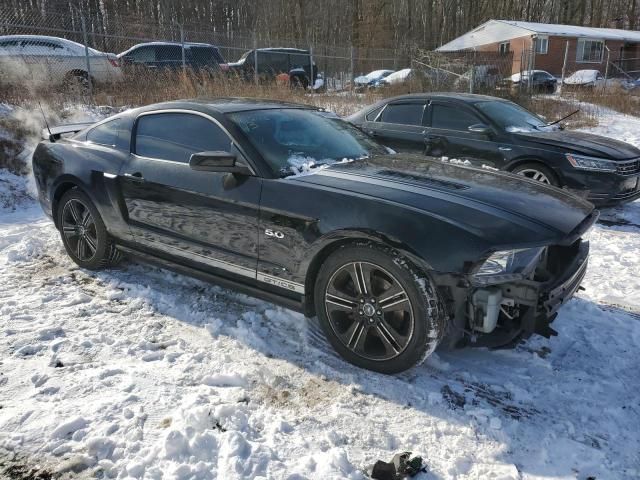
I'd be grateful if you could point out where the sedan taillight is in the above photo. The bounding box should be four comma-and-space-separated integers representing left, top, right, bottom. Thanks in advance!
108, 57, 120, 67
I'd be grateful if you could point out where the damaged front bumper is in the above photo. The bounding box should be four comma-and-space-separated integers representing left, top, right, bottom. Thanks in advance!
462, 240, 589, 348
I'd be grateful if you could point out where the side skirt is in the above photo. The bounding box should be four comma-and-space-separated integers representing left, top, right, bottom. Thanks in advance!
116, 245, 307, 314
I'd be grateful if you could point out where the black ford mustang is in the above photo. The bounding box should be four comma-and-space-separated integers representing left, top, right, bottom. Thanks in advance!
347, 93, 640, 206
32, 99, 596, 373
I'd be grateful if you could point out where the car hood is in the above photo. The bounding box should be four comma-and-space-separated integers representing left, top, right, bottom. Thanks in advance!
293, 154, 594, 244
513, 130, 640, 159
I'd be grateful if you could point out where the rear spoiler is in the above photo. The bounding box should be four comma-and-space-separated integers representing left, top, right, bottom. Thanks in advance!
42, 122, 95, 142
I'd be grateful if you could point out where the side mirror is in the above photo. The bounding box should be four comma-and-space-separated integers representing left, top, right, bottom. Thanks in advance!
468, 124, 491, 135
189, 151, 251, 175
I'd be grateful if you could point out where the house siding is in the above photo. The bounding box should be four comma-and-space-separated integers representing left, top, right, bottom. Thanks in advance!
472, 35, 640, 76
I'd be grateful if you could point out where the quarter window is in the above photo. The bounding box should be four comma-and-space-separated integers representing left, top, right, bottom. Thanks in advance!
87, 119, 120, 146
577, 39, 604, 62
431, 104, 481, 131
135, 113, 232, 163
379, 103, 425, 126
366, 106, 384, 121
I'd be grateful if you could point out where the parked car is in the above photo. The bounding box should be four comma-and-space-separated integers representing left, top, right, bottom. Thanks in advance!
500, 70, 557, 93
33, 98, 595, 373
222, 48, 317, 89
0, 35, 122, 88
563, 69, 604, 90
117, 42, 224, 73
453, 65, 502, 91
347, 93, 640, 206
379, 68, 414, 86
353, 69, 394, 89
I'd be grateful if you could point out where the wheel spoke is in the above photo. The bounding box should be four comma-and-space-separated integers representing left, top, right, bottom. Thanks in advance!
62, 226, 77, 237
326, 292, 358, 311
378, 290, 409, 311
83, 234, 97, 254
375, 323, 401, 355
347, 321, 367, 352
76, 236, 86, 259
351, 262, 370, 295
81, 209, 93, 227
68, 201, 82, 224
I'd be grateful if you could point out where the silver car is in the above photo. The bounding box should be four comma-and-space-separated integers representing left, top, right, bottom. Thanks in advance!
0, 35, 123, 88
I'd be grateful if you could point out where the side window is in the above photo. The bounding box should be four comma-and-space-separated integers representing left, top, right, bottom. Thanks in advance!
365, 106, 384, 121
379, 103, 425, 126
87, 118, 120, 146
431, 104, 481, 131
289, 53, 310, 69
157, 45, 182, 62
129, 46, 156, 62
188, 46, 220, 66
135, 113, 232, 163
259, 52, 288, 74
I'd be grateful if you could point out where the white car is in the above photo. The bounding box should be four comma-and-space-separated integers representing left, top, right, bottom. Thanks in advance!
563, 69, 604, 89
0, 35, 122, 88
353, 69, 394, 88
380, 68, 413, 85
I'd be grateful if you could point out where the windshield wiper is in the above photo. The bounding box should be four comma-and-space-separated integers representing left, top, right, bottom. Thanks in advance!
547, 109, 580, 126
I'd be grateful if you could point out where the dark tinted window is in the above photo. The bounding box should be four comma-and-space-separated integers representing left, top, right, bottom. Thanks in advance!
21, 40, 62, 49
379, 103, 425, 125
87, 119, 120, 146
129, 46, 156, 62
157, 45, 182, 62
189, 46, 224, 65
431, 104, 481, 131
259, 52, 289, 73
0, 40, 21, 48
135, 113, 232, 162
289, 53, 310, 69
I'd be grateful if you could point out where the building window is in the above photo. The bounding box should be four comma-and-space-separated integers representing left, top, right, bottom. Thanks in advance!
535, 36, 548, 54
499, 42, 510, 55
576, 38, 604, 62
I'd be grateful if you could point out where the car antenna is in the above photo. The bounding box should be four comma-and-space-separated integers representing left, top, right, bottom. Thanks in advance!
548, 109, 580, 126
37, 101, 54, 142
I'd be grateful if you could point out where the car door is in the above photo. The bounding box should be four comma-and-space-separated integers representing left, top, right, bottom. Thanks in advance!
157, 45, 183, 71
426, 101, 504, 166
361, 101, 427, 153
19, 39, 62, 83
119, 110, 262, 278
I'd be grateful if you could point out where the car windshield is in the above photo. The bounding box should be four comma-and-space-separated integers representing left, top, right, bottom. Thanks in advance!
475, 100, 556, 133
228, 108, 388, 177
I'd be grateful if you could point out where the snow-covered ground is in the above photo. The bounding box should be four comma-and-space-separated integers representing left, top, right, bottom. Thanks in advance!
1, 107, 640, 480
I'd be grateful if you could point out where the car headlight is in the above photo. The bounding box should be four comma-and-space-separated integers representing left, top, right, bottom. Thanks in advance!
566, 153, 617, 172
473, 247, 545, 285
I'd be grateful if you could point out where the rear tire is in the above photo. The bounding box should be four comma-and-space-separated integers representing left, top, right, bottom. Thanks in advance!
511, 162, 560, 187
57, 189, 121, 270
314, 243, 445, 374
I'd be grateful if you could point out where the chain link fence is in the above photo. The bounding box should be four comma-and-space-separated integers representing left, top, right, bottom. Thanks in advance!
1, 5, 638, 120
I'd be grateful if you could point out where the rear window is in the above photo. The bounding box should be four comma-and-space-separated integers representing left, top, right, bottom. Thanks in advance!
379, 103, 425, 126
189, 46, 224, 64
87, 119, 120, 146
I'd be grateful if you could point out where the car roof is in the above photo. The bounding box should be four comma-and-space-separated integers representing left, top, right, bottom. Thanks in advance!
380, 92, 506, 103
128, 97, 318, 115
123, 41, 217, 48
255, 47, 309, 54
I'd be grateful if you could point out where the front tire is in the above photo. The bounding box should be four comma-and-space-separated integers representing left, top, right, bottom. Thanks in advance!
314, 243, 445, 374
57, 189, 121, 270
511, 162, 559, 187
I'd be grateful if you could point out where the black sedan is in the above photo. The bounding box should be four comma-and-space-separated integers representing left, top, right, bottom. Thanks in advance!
347, 93, 640, 206
33, 99, 595, 373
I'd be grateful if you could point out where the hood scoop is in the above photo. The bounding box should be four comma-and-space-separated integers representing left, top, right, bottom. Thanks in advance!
374, 169, 469, 191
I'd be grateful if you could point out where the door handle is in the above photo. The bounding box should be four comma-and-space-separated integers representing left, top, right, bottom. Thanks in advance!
123, 172, 145, 182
